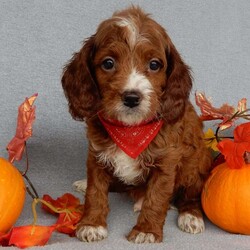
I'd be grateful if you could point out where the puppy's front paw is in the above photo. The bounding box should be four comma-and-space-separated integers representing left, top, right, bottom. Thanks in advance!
76, 225, 108, 242
178, 212, 205, 234
127, 229, 161, 243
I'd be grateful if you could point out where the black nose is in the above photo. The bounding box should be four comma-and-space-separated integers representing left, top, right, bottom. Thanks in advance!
122, 91, 141, 108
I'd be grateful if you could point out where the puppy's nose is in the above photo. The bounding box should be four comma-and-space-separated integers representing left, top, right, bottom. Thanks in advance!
122, 91, 141, 108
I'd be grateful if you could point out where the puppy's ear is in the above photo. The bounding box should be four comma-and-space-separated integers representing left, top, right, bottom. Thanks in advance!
161, 41, 192, 123
61, 35, 100, 121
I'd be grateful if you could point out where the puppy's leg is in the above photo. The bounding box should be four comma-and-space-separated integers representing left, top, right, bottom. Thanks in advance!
127, 169, 175, 243
76, 154, 111, 242
133, 196, 144, 212
175, 180, 205, 234
128, 186, 146, 213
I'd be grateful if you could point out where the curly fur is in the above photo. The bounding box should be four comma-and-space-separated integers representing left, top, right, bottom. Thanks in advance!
62, 6, 212, 243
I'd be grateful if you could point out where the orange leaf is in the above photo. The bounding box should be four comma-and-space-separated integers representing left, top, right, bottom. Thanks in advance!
0, 193, 84, 247
42, 193, 82, 214
234, 121, 250, 142
7, 93, 38, 163
218, 122, 250, 168
41, 193, 84, 236
0, 225, 55, 248
56, 212, 82, 236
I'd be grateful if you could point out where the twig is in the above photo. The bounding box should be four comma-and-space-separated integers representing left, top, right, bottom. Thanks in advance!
24, 174, 39, 199
20, 142, 39, 199
21, 142, 29, 176
214, 108, 250, 142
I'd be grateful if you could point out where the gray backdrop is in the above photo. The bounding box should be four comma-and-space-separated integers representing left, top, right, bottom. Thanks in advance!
1, 1, 250, 249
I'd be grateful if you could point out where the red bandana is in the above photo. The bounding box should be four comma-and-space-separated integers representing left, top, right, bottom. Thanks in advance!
98, 113, 164, 159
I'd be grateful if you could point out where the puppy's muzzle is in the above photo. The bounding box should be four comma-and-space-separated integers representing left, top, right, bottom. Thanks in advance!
122, 91, 141, 108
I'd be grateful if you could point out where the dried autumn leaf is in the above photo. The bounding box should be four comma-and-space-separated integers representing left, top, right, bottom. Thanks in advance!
56, 211, 82, 236
0, 225, 56, 248
195, 92, 247, 130
0, 193, 84, 248
42, 193, 83, 214
195, 92, 235, 121
7, 93, 38, 163
218, 122, 250, 169
204, 128, 219, 151
41, 193, 84, 236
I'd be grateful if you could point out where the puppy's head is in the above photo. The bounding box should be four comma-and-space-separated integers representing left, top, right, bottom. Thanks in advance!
62, 6, 192, 125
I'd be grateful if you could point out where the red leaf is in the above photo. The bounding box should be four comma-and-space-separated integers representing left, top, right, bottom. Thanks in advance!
55, 212, 82, 236
42, 193, 82, 214
41, 193, 84, 236
218, 122, 250, 168
234, 121, 250, 142
7, 93, 38, 163
218, 139, 244, 169
0, 225, 55, 248
0, 193, 84, 248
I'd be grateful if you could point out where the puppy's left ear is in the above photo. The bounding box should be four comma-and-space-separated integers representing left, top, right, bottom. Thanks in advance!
161, 41, 192, 123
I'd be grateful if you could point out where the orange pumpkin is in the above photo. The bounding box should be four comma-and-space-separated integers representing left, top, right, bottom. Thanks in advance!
202, 162, 250, 234
0, 157, 26, 233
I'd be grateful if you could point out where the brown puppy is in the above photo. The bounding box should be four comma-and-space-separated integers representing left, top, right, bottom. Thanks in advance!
62, 6, 212, 243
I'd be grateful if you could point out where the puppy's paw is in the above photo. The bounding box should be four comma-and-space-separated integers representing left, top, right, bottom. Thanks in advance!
127, 229, 161, 243
76, 225, 108, 242
73, 179, 87, 194
178, 212, 205, 234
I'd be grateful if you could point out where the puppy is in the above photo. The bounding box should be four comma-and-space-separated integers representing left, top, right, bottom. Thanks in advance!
62, 6, 212, 243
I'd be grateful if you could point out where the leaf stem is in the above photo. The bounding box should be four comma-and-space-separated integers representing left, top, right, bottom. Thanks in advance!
30, 198, 79, 229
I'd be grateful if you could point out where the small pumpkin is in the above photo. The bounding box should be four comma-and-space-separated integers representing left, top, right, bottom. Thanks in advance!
202, 161, 250, 234
202, 122, 250, 234
0, 157, 26, 233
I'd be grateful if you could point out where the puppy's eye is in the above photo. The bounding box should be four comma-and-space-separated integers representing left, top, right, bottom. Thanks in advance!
149, 59, 162, 72
101, 57, 115, 71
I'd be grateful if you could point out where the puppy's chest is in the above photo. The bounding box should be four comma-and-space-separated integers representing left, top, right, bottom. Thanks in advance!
97, 147, 148, 185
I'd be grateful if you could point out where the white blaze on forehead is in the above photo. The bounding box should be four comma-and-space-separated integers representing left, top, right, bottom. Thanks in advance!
114, 17, 138, 48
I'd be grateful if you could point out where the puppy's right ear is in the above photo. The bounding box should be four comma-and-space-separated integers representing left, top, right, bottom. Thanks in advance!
61, 35, 100, 121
